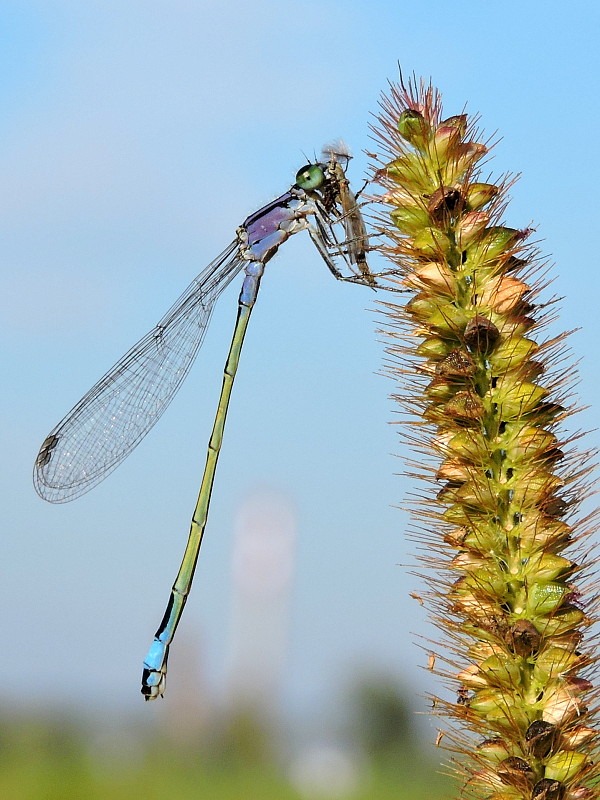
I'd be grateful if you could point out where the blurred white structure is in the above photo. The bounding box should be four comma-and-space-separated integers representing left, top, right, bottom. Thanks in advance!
228, 491, 296, 713
226, 489, 297, 712
289, 745, 362, 799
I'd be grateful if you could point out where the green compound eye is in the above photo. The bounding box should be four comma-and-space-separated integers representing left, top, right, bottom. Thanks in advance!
295, 164, 325, 190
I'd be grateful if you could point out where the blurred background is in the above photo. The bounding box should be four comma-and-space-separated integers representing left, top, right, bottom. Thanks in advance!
2, 1, 600, 797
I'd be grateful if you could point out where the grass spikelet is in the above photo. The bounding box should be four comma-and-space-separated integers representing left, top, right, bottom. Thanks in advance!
370, 75, 600, 800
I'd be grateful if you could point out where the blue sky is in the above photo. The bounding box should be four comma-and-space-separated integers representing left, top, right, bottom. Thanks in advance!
3, 0, 600, 726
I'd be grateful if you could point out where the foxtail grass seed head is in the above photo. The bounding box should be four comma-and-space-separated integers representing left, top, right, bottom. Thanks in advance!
371, 76, 599, 800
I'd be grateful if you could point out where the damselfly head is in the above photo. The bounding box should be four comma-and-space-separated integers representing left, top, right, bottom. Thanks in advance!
295, 141, 353, 191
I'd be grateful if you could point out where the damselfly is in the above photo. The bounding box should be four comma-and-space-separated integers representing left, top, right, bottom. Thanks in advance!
34, 145, 379, 699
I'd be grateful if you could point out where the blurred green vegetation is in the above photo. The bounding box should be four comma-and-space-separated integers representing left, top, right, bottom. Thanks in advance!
0, 676, 455, 800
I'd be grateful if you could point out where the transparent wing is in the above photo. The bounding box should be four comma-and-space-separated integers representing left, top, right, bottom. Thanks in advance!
34, 241, 245, 503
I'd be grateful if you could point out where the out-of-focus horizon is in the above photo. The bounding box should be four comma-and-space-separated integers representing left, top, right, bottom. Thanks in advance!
3, 3, 600, 793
